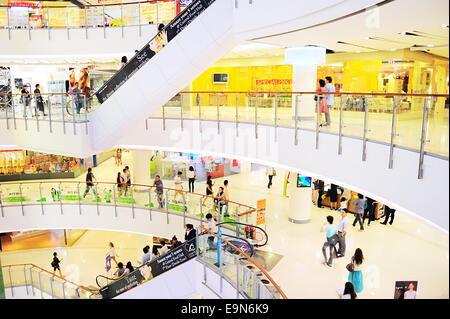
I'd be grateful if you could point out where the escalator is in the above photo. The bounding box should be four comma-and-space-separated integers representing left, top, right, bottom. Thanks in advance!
89, 0, 237, 153
96, 231, 255, 299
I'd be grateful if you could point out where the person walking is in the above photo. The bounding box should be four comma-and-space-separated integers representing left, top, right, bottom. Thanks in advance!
121, 168, 128, 196
202, 175, 214, 206
329, 183, 339, 210
315, 79, 328, 127
173, 171, 184, 202
51, 252, 63, 277
336, 208, 350, 258
381, 204, 396, 225
83, 167, 97, 199
153, 175, 164, 208
34, 84, 46, 116
316, 179, 325, 208
348, 248, 364, 293
21, 85, 33, 117
320, 215, 338, 267
125, 166, 131, 196
187, 166, 196, 193
363, 197, 376, 226
266, 166, 275, 189
107, 242, 119, 267
324, 76, 335, 126
352, 193, 365, 232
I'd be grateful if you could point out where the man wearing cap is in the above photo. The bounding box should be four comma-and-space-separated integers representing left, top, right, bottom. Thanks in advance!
336, 208, 350, 258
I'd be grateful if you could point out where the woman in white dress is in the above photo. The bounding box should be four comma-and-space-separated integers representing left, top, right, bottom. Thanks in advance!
106, 242, 119, 267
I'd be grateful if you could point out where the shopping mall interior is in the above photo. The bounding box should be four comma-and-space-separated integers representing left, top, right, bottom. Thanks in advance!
0, 0, 448, 302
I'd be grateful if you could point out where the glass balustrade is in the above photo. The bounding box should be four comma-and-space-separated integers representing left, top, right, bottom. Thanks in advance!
151, 92, 449, 157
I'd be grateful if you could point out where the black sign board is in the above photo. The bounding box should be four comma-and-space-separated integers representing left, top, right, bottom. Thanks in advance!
99, 239, 197, 299
95, 0, 217, 104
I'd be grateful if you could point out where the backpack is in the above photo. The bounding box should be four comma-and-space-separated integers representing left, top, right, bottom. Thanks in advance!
327, 233, 339, 246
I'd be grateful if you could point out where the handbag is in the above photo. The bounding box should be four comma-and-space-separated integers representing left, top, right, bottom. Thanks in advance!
272, 170, 276, 177
327, 233, 339, 246
346, 258, 355, 272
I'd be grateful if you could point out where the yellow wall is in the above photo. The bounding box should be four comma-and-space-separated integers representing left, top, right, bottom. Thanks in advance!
341, 60, 382, 92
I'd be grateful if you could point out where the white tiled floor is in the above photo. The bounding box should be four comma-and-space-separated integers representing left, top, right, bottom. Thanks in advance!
1, 151, 448, 299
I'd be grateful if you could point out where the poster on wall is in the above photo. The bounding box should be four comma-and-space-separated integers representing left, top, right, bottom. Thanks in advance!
297, 174, 311, 187
394, 281, 418, 299
256, 199, 266, 226
69, 67, 91, 95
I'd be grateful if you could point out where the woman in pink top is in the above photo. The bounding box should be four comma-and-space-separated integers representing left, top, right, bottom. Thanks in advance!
315, 79, 328, 126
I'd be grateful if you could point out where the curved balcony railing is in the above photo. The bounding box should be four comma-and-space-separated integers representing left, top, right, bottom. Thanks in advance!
1, 263, 100, 299
0, 180, 259, 238
0, 0, 180, 35
147, 90, 449, 179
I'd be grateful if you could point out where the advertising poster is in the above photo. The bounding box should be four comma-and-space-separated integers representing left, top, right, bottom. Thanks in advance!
256, 198, 266, 226
297, 174, 312, 187
394, 281, 418, 299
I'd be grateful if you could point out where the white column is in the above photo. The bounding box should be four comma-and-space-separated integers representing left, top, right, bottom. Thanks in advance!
285, 46, 326, 121
286, 172, 312, 224
131, 150, 153, 185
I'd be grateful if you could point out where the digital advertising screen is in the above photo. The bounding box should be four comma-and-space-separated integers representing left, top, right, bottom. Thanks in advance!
297, 174, 311, 187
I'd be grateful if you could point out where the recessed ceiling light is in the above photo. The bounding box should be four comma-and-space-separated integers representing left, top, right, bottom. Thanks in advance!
441, 24, 449, 28
399, 32, 407, 35
390, 48, 397, 51
364, 36, 370, 40
427, 44, 434, 47
356, 50, 361, 53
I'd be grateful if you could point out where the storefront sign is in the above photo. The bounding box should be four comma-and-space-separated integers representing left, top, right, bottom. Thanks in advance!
95, 0, 216, 104
99, 238, 197, 299
8, 1, 42, 9
256, 198, 266, 226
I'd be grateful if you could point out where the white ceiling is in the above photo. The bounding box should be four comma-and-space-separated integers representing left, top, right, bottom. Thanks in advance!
247, 0, 449, 58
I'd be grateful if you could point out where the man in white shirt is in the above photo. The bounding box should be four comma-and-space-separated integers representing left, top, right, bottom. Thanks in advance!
160, 240, 169, 255
336, 208, 350, 258
324, 76, 335, 126
205, 213, 217, 249
266, 166, 275, 189
173, 171, 184, 202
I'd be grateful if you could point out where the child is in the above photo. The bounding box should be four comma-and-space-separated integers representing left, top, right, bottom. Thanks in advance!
105, 189, 112, 203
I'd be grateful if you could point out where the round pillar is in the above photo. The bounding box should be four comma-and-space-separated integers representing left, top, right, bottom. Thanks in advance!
131, 150, 153, 185
286, 172, 312, 224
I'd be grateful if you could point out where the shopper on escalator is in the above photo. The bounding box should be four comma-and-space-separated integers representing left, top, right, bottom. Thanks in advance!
185, 224, 196, 241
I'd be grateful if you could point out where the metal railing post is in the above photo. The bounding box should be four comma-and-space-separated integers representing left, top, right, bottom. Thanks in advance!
131, 185, 135, 219
12, 98, 16, 130
62, 282, 66, 299
198, 93, 202, 133
35, 95, 40, 132
7, 7, 11, 40
84, 6, 88, 39
24, 265, 29, 295
217, 93, 221, 134
388, 97, 399, 169
166, 190, 169, 224
362, 97, 368, 162
274, 94, 278, 142
84, 95, 88, 135
235, 93, 239, 137
156, 1, 159, 24
38, 270, 44, 299
66, 9, 70, 40
59, 182, 63, 215
315, 97, 320, 149
39, 182, 44, 215
72, 94, 77, 135
62, 96, 66, 134
120, 4, 124, 38
148, 187, 152, 221
48, 8, 51, 40
255, 94, 259, 139
180, 95, 184, 131
183, 191, 186, 226
8, 266, 14, 297
50, 276, 54, 299
235, 255, 240, 298
162, 103, 166, 131
294, 95, 299, 145
103, 5, 106, 38
418, 98, 430, 179
113, 183, 117, 217
5, 98, 9, 129
0, 184, 4, 218
27, 7, 31, 40
95, 183, 99, 216
24, 100, 28, 130
78, 182, 82, 215
48, 96, 53, 133
338, 95, 345, 155
29, 267, 35, 296
19, 183, 24, 216
138, 2, 141, 36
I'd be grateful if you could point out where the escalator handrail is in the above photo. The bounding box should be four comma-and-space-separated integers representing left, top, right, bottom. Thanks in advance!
217, 221, 268, 248
94, 0, 217, 104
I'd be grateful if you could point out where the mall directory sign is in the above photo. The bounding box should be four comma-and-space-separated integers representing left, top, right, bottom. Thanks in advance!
95, 0, 217, 104
99, 239, 197, 299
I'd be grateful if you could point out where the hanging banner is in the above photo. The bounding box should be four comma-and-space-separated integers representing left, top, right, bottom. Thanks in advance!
105, 254, 111, 272
256, 199, 266, 226
95, 0, 216, 104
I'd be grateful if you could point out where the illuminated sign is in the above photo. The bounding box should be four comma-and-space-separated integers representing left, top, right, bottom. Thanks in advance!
8, 1, 43, 9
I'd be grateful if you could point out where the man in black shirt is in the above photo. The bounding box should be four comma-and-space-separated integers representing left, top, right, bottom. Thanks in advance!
185, 224, 196, 241
83, 167, 97, 199
316, 179, 325, 208
34, 84, 46, 116
381, 205, 396, 225
51, 252, 63, 277
21, 85, 33, 117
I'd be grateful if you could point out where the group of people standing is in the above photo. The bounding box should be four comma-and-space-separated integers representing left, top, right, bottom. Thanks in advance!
116, 166, 131, 197
315, 76, 335, 127
20, 84, 46, 117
